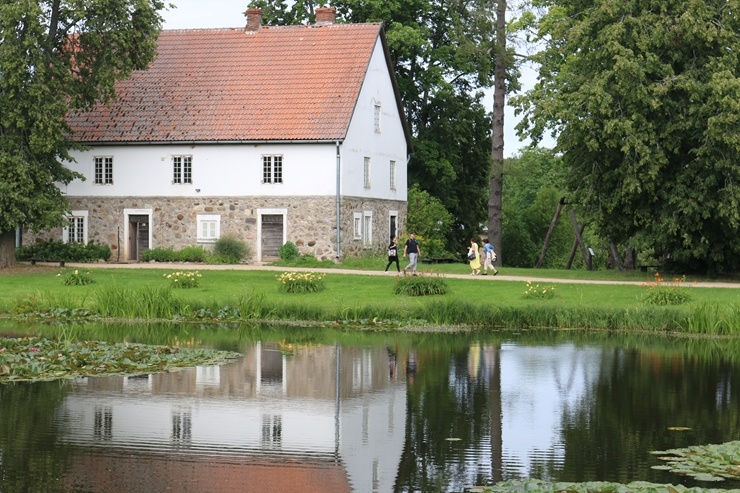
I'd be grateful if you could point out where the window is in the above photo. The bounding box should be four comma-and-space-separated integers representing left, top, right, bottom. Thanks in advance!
363, 157, 371, 189
94, 157, 113, 185
64, 211, 88, 244
389, 160, 396, 190
353, 212, 362, 239
197, 214, 220, 243
363, 211, 373, 247
173, 155, 192, 184
374, 103, 381, 133
263, 155, 283, 184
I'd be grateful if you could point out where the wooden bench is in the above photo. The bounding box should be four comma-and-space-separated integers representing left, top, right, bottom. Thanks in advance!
421, 257, 456, 264
637, 263, 659, 273
29, 258, 66, 267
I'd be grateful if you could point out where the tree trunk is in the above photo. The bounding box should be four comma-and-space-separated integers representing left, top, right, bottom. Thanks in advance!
535, 197, 565, 268
0, 230, 18, 269
487, 0, 506, 266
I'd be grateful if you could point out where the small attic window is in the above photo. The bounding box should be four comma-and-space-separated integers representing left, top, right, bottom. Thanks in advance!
374, 103, 381, 133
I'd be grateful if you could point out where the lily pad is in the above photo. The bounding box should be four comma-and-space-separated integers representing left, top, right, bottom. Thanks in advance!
651, 440, 740, 482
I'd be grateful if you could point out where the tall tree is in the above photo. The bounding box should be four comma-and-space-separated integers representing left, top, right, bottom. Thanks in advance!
0, 0, 165, 267
487, 0, 506, 264
514, 0, 740, 274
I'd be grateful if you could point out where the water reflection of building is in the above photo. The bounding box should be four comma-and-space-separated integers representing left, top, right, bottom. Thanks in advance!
57, 343, 407, 493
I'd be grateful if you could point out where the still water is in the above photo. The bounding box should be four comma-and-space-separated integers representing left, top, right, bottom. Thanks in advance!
1, 321, 740, 493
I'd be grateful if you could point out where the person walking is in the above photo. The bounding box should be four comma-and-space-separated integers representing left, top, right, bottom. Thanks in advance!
468, 238, 481, 275
403, 232, 421, 274
481, 237, 498, 276
384, 236, 400, 273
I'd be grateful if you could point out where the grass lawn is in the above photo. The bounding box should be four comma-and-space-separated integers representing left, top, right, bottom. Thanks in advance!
1, 263, 739, 333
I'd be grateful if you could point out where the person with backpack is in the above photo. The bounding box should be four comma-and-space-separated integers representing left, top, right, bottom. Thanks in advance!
482, 237, 498, 276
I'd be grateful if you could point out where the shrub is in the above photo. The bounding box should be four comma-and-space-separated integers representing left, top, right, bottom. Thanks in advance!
393, 271, 448, 296
276, 271, 326, 293
641, 273, 692, 305
522, 281, 557, 300
213, 236, 250, 263
178, 245, 207, 262
141, 247, 179, 262
163, 271, 202, 288
279, 241, 300, 260
16, 240, 111, 263
58, 269, 95, 286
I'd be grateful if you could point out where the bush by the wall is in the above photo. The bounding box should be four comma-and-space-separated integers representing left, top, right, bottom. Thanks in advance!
16, 240, 111, 263
279, 241, 299, 260
213, 236, 250, 264
141, 247, 179, 262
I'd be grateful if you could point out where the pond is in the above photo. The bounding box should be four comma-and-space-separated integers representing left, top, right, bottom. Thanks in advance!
1, 321, 740, 493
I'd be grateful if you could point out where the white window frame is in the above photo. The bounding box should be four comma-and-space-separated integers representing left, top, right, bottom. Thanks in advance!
374, 103, 381, 133
363, 157, 371, 189
173, 155, 193, 184
262, 155, 283, 184
363, 211, 373, 247
389, 160, 396, 190
197, 214, 221, 243
353, 212, 362, 240
63, 210, 89, 244
94, 156, 113, 185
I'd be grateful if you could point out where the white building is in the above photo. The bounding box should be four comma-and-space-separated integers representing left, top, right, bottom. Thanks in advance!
29, 8, 412, 262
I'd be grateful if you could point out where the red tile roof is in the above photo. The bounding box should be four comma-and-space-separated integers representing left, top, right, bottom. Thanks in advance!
68, 23, 383, 143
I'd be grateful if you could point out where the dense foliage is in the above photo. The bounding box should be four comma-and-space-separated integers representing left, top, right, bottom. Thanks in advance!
0, 0, 165, 264
212, 235, 251, 263
15, 239, 111, 263
514, 0, 740, 275
393, 272, 448, 296
405, 184, 455, 258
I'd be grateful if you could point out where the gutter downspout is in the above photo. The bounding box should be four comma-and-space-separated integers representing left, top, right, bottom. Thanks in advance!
335, 141, 342, 260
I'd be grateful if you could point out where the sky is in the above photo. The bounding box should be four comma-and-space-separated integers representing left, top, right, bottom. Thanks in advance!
160, 0, 553, 157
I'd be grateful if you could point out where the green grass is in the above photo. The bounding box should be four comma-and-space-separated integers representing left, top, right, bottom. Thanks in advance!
2, 264, 739, 333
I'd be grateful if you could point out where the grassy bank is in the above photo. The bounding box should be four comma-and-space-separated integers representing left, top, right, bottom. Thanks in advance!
2, 264, 739, 333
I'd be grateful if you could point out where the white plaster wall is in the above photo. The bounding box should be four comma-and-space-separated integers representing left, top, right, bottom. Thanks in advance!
342, 38, 409, 201
62, 143, 338, 197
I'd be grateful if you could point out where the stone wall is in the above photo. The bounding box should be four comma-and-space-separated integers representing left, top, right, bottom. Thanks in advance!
23, 195, 406, 261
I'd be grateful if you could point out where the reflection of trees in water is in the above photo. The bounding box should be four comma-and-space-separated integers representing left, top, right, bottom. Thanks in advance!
0, 381, 72, 493
552, 348, 740, 487
394, 342, 502, 492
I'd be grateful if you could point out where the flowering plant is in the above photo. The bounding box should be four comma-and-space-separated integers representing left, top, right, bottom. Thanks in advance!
641, 272, 692, 305
164, 271, 202, 288
276, 271, 326, 293
58, 269, 94, 286
522, 281, 556, 300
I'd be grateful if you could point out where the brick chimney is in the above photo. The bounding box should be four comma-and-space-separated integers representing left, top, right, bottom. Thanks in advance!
245, 8, 262, 32
315, 7, 336, 25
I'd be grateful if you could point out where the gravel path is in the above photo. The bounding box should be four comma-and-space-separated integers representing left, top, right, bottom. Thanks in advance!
49, 261, 740, 289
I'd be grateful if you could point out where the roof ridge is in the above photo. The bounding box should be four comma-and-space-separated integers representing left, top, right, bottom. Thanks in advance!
162, 22, 383, 33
